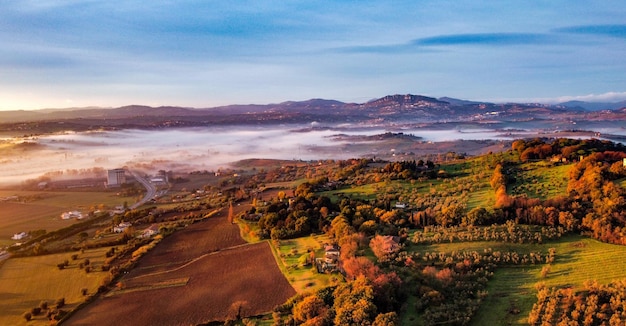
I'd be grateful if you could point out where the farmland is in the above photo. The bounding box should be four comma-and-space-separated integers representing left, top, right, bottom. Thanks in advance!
0, 190, 136, 247
65, 209, 296, 325
0, 247, 112, 326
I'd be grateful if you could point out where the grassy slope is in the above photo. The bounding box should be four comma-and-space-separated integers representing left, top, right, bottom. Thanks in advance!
466, 234, 626, 325
510, 162, 571, 200
320, 182, 386, 202
0, 247, 112, 326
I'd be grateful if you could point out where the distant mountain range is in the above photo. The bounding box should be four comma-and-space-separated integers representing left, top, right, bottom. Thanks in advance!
0, 94, 624, 133
557, 100, 626, 111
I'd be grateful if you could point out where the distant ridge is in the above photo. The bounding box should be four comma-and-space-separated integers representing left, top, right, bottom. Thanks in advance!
558, 100, 626, 111
438, 97, 489, 106
1, 94, 625, 128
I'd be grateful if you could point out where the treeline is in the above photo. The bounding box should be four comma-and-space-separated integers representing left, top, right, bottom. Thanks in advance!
512, 138, 626, 162
381, 160, 436, 180
412, 221, 565, 245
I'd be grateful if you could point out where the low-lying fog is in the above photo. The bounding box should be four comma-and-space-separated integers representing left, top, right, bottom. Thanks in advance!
1, 122, 624, 186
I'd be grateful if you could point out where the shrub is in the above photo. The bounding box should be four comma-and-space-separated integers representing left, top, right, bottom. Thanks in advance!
23, 312, 32, 321
540, 265, 551, 278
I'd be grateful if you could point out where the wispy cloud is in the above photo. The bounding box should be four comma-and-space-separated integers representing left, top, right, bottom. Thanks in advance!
333, 32, 556, 54
413, 33, 552, 46
554, 25, 626, 39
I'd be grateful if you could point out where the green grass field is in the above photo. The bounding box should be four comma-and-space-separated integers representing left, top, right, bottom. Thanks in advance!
510, 162, 571, 200
466, 186, 495, 210
320, 182, 385, 202
270, 235, 342, 293
460, 234, 626, 326
0, 191, 136, 247
0, 247, 113, 325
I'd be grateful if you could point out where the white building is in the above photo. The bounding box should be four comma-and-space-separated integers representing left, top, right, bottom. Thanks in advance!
11, 232, 27, 240
141, 224, 160, 238
107, 169, 126, 187
113, 222, 132, 233
61, 211, 83, 220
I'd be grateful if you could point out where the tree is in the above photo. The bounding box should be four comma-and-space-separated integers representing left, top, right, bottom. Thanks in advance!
228, 300, 248, 321
330, 215, 351, 241
333, 276, 377, 326
293, 294, 329, 323
23, 312, 32, 321
464, 207, 490, 227
369, 235, 400, 262
372, 312, 398, 326
228, 202, 234, 223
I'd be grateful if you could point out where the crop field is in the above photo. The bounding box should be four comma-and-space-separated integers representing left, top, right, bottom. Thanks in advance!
272, 234, 341, 293
414, 234, 626, 326
0, 247, 112, 326
0, 190, 135, 247
65, 211, 296, 325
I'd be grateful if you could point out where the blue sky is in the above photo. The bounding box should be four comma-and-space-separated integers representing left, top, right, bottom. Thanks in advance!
1, 1, 625, 110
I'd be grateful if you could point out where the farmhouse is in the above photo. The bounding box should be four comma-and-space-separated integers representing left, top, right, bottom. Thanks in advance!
316, 243, 341, 273
395, 202, 407, 209
11, 232, 28, 240
141, 224, 160, 238
111, 206, 126, 215
61, 211, 83, 220
113, 222, 132, 233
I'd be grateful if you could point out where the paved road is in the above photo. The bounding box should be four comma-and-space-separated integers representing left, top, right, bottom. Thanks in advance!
129, 170, 157, 209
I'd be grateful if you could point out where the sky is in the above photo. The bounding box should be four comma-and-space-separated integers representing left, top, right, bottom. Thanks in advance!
1, 1, 625, 110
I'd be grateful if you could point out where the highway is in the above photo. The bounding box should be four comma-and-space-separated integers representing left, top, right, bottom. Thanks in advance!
129, 170, 158, 209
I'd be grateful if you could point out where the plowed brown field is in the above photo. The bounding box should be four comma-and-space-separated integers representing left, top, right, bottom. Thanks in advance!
66, 208, 295, 325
